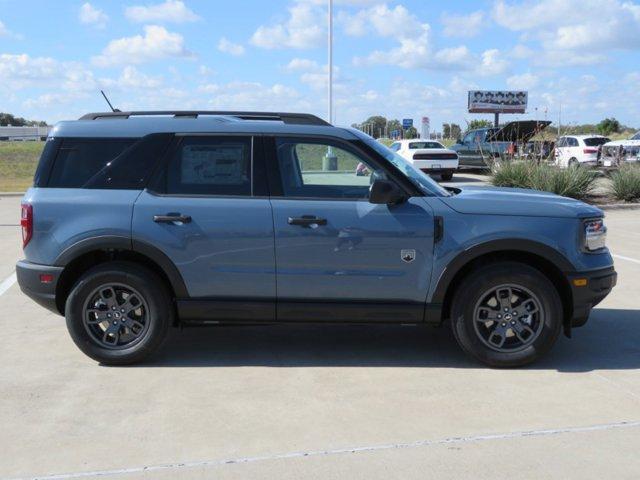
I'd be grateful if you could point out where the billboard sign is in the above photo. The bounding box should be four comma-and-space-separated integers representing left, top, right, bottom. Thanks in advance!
402, 118, 413, 128
468, 90, 527, 114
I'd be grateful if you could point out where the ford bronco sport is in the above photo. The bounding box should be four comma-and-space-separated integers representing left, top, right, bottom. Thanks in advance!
16, 111, 616, 367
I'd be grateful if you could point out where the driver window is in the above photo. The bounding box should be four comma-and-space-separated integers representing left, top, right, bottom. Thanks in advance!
463, 132, 476, 144
275, 138, 386, 199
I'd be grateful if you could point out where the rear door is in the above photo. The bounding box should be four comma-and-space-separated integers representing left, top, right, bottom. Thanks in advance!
267, 136, 435, 323
132, 134, 276, 321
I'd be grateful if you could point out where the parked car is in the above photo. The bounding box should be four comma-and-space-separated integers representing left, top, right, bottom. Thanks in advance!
554, 135, 610, 168
389, 139, 459, 181
598, 131, 640, 168
17, 111, 615, 367
450, 120, 552, 169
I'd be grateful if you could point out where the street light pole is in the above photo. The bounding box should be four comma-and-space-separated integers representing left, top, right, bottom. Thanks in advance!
328, 0, 333, 125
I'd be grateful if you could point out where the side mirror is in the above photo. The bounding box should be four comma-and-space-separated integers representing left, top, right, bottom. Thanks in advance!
455, 138, 463, 145
369, 179, 406, 205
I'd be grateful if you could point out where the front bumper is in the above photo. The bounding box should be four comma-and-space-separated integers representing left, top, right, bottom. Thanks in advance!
16, 260, 64, 315
567, 266, 617, 328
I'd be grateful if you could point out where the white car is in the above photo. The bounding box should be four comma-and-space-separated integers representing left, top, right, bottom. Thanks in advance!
554, 135, 610, 168
390, 139, 459, 181
599, 131, 640, 168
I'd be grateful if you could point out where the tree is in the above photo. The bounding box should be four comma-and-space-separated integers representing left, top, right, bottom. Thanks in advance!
466, 119, 493, 131
364, 115, 388, 139
597, 118, 621, 136
386, 119, 402, 138
405, 126, 418, 139
0, 113, 47, 126
442, 123, 451, 139
450, 123, 462, 140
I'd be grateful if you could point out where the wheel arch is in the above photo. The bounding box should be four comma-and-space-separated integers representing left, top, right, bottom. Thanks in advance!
54, 236, 188, 315
434, 239, 574, 327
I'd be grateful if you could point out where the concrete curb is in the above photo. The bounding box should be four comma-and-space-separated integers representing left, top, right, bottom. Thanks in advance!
598, 202, 640, 211
0, 192, 25, 197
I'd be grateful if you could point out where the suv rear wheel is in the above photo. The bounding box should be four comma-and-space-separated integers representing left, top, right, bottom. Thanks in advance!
65, 261, 173, 365
451, 262, 562, 367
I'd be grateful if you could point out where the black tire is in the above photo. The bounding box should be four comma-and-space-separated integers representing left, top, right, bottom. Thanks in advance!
65, 261, 173, 365
451, 262, 562, 368
441, 172, 453, 181
568, 158, 578, 168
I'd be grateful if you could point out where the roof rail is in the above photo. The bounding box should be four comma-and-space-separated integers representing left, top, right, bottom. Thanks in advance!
79, 111, 331, 126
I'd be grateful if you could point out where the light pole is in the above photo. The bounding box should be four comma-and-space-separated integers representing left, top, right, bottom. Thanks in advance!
328, 0, 333, 125
323, 0, 338, 171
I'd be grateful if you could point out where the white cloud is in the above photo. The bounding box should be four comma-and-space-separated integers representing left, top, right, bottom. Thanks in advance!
200, 81, 307, 111
493, 0, 640, 54
217, 37, 245, 56
476, 48, 509, 76
0, 54, 60, 87
0, 20, 11, 36
284, 57, 320, 72
125, 0, 199, 23
506, 72, 540, 90
92, 25, 193, 66
250, 2, 324, 49
282, 57, 341, 90
441, 11, 484, 38
116, 66, 162, 88
78, 3, 109, 29
348, 5, 477, 70
339, 4, 425, 38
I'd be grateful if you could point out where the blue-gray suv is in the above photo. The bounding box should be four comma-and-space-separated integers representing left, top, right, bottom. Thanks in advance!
16, 111, 616, 367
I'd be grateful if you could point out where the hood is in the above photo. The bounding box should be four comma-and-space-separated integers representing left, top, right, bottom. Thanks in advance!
487, 120, 552, 143
440, 185, 602, 219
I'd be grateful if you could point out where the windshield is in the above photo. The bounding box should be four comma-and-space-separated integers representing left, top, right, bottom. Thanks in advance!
351, 130, 450, 197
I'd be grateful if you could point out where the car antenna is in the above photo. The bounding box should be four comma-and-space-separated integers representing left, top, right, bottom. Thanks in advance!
100, 90, 121, 112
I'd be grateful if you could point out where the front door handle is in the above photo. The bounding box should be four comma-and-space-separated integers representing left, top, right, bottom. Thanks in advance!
153, 213, 192, 224
288, 215, 327, 228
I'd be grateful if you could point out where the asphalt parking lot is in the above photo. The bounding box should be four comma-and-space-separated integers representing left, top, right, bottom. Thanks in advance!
0, 193, 639, 480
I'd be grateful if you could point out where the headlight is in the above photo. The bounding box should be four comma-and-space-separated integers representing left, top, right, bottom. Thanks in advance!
583, 218, 607, 251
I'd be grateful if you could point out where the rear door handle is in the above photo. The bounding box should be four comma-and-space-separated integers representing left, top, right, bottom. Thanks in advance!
288, 215, 327, 227
153, 213, 192, 224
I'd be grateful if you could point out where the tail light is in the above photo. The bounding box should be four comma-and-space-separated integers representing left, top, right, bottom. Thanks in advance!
21, 203, 33, 248
583, 148, 598, 154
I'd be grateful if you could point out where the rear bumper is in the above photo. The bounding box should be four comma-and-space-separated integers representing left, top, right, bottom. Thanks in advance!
16, 260, 63, 315
567, 266, 617, 327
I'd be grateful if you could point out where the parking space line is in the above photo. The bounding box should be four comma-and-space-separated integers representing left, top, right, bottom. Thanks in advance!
613, 254, 640, 265
0, 272, 17, 297
6, 420, 640, 480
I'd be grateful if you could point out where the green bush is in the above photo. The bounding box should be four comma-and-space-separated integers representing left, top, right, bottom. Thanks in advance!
609, 164, 640, 202
491, 162, 597, 200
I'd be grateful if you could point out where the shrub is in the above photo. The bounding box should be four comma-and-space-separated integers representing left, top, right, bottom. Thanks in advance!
491, 162, 597, 200
609, 164, 640, 202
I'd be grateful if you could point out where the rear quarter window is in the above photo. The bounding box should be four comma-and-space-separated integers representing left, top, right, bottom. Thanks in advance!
47, 138, 136, 188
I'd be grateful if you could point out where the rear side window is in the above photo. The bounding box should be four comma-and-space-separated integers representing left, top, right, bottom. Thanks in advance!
84, 134, 173, 189
47, 138, 136, 188
163, 136, 252, 196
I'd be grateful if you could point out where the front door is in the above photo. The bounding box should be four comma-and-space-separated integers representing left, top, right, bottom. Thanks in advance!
268, 136, 435, 323
132, 135, 276, 321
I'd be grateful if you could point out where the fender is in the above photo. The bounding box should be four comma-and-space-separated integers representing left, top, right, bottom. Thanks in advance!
430, 238, 575, 304
54, 235, 189, 298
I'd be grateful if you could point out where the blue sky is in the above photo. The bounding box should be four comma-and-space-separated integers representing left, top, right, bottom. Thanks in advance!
0, 0, 639, 130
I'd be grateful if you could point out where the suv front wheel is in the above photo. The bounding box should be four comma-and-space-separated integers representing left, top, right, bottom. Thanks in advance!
65, 262, 173, 365
451, 262, 563, 367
